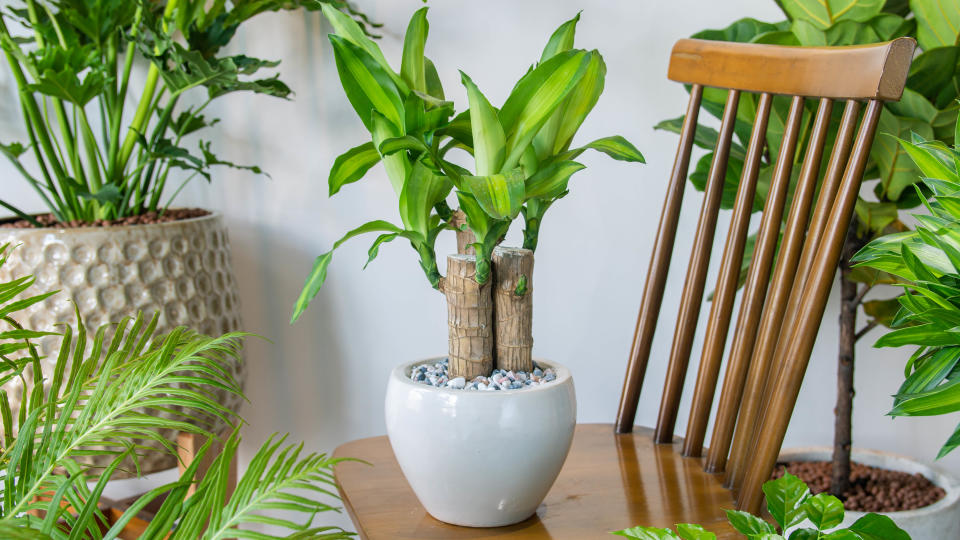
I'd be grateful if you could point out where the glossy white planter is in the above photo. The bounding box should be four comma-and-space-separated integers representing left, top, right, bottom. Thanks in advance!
780, 447, 960, 540
385, 358, 576, 527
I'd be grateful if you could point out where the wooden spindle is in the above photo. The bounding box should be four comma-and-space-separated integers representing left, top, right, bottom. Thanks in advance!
655, 89, 740, 444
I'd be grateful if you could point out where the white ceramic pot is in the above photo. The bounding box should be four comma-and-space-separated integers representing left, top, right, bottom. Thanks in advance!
0, 213, 245, 473
779, 447, 960, 540
385, 358, 576, 527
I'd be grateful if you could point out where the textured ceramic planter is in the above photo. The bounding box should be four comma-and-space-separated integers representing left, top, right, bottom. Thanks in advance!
779, 447, 960, 540
0, 212, 244, 473
384, 358, 576, 527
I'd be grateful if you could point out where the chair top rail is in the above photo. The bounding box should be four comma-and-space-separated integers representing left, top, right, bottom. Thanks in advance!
668, 37, 915, 100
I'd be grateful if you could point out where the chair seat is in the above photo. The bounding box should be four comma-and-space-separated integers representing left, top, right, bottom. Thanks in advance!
332, 423, 741, 539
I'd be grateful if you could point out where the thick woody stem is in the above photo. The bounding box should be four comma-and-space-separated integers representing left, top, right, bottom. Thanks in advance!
445, 254, 494, 379
492, 247, 534, 372
450, 209, 476, 255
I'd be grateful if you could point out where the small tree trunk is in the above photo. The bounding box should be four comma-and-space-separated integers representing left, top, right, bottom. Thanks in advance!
451, 209, 476, 255
492, 247, 534, 372
832, 224, 861, 498
445, 254, 493, 379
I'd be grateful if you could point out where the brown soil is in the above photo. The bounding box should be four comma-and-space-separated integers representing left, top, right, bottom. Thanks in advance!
0, 208, 210, 229
772, 460, 945, 513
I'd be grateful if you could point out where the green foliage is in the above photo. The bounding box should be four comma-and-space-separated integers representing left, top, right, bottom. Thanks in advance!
0, 0, 377, 224
0, 245, 353, 538
612, 473, 910, 540
659, 0, 960, 305
292, 9, 644, 322
854, 113, 960, 458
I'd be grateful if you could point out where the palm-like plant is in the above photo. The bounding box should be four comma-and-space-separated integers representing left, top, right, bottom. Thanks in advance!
0, 243, 352, 538
853, 114, 960, 460
0, 0, 377, 224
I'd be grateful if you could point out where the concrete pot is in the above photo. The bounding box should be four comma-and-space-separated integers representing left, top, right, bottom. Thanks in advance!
0, 213, 245, 473
779, 447, 960, 540
384, 358, 576, 527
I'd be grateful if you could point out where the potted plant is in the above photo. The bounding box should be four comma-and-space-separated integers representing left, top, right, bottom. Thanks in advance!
847, 114, 960, 538
614, 472, 911, 539
0, 0, 376, 474
661, 0, 960, 526
290, 6, 644, 527
0, 243, 354, 538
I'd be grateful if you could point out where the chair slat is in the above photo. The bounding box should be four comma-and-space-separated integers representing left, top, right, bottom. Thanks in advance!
681, 92, 775, 457
616, 84, 704, 434
654, 89, 741, 444
707, 97, 835, 475
737, 100, 885, 513
725, 99, 862, 490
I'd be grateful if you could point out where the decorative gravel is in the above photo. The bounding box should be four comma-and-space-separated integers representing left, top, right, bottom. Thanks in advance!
409, 358, 557, 391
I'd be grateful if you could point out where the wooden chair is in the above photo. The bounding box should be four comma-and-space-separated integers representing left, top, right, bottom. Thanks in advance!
332, 37, 916, 539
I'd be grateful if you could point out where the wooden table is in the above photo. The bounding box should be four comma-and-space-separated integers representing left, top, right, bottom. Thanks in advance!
333, 424, 741, 539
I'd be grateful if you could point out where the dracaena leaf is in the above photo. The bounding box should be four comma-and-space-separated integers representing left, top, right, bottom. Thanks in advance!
400, 159, 452, 236
499, 49, 591, 171
425, 57, 445, 100
371, 110, 410, 197
292, 220, 412, 322
524, 160, 585, 200
540, 12, 580, 62
578, 135, 646, 162
329, 35, 405, 134
329, 141, 380, 196
460, 72, 506, 176
545, 50, 606, 157
464, 168, 526, 220
378, 136, 429, 157
321, 3, 406, 92
401, 7, 429, 93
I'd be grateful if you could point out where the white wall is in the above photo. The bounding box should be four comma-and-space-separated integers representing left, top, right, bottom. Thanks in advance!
1, 0, 957, 531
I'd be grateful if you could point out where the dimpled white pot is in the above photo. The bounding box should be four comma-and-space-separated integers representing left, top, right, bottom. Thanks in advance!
385, 358, 576, 527
779, 447, 960, 540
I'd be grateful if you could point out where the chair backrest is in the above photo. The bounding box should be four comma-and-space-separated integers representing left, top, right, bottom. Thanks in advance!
615, 37, 915, 513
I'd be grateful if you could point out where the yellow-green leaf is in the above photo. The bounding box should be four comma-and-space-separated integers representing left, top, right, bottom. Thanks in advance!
464, 168, 526, 220
401, 7, 429, 93
460, 71, 506, 176
329, 141, 380, 196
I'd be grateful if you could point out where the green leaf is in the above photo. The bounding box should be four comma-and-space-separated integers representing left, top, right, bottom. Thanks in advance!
328, 141, 380, 196
780, 0, 884, 30
907, 47, 960, 109
911, 0, 960, 51
763, 472, 810, 530
789, 528, 820, 540
400, 7, 429, 93
692, 17, 781, 42
292, 220, 407, 322
862, 297, 903, 327
803, 493, 844, 530
612, 526, 682, 540
400, 159, 452, 236
541, 12, 580, 62
676, 523, 717, 540
936, 419, 960, 458
548, 50, 607, 156
464, 168, 526, 220
499, 50, 591, 171
424, 57, 445, 100
461, 72, 506, 176
328, 35, 405, 133
378, 135, 430, 157
573, 135, 646, 163
900, 138, 960, 184
873, 110, 934, 201
654, 118, 747, 161
321, 3, 405, 91
725, 510, 776, 536
372, 110, 410, 197
847, 513, 911, 540
525, 160, 586, 200
890, 376, 960, 416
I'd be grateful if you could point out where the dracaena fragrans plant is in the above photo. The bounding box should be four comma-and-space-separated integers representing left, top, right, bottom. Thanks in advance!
668, 0, 960, 498
0, 0, 377, 225
852, 112, 960, 460
0, 243, 353, 539
292, 7, 643, 379
613, 472, 910, 540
